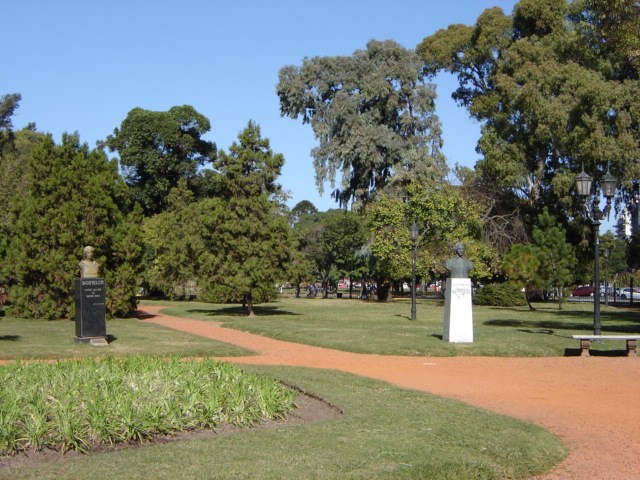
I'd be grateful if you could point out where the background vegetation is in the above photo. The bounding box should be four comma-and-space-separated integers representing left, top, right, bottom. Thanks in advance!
1, 0, 639, 318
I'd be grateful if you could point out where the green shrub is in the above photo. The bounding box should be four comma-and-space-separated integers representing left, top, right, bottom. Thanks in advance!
474, 283, 527, 307
0, 356, 296, 455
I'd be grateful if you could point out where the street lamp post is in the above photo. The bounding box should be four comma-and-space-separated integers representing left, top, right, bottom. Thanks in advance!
603, 247, 610, 308
410, 222, 419, 321
575, 167, 617, 336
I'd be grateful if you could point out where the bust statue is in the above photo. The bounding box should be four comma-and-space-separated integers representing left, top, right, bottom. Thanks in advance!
444, 242, 473, 278
78, 246, 100, 278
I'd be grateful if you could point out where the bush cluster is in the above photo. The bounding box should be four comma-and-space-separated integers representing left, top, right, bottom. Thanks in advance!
473, 283, 527, 307
0, 356, 296, 455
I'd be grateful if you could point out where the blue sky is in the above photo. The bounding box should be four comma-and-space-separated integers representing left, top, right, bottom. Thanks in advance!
4, 0, 521, 212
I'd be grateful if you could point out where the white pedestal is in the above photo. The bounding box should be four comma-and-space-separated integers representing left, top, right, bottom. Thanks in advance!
443, 278, 473, 343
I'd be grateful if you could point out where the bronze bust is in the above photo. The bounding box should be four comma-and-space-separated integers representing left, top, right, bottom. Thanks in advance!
78, 246, 100, 278
444, 242, 473, 278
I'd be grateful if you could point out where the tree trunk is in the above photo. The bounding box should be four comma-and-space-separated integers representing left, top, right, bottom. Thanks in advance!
377, 281, 393, 302
245, 292, 255, 317
525, 288, 536, 311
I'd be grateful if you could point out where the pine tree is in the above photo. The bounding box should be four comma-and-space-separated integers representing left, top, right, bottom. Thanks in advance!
531, 208, 577, 308
201, 121, 292, 316
2, 133, 143, 319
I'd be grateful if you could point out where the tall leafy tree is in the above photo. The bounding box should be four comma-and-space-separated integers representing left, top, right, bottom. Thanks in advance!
577, 0, 640, 77
290, 200, 318, 225
2, 134, 143, 318
142, 179, 212, 297
418, 0, 640, 231
365, 183, 496, 300
0, 96, 43, 231
295, 209, 367, 297
105, 105, 217, 215
277, 39, 447, 208
0, 126, 47, 228
201, 121, 292, 316
599, 230, 629, 292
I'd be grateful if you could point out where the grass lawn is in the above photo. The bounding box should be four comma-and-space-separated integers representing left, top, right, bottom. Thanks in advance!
0, 299, 575, 479
151, 297, 640, 357
0, 315, 253, 360
0, 366, 565, 480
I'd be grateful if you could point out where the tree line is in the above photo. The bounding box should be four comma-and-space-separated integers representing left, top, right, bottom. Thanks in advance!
1, 0, 639, 318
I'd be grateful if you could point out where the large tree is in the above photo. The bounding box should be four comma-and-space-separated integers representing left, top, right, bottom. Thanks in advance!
0, 97, 45, 231
295, 209, 367, 297
277, 39, 447, 208
418, 0, 640, 231
201, 121, 292, 316
365, 182, 497, 300
142, 179, 212, 298
1, 133, 143, 319
577, 0, 640, 77
105, 105, 217, 215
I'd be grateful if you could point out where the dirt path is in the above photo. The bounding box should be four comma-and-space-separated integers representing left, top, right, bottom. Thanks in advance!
139, 306, 640, 480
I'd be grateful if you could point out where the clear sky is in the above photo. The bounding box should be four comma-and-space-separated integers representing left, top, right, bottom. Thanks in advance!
5, 0, 521, 212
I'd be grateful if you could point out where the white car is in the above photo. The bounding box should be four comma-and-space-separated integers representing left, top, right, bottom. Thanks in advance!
617, 288, 640, 300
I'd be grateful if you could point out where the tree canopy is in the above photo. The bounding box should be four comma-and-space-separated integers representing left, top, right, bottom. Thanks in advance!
1, 133, 143, 318
0, 93, 21, 152
277, 39, 448, 208
294, 208, 367, 297
417, 0, 640, 233
365, 182, 496, 300
105, 105, 217, 215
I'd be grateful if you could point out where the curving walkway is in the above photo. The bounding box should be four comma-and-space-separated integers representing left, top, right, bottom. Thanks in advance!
139, 306, 640, 480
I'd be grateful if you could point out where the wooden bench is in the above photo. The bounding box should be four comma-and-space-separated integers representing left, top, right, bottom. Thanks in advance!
572, 335, 640, 357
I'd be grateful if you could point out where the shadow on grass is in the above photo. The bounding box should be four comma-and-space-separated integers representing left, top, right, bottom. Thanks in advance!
483, 305, 640, 322
188, 306, 301, 317
484, 319, 640, 334
0, 335, 20, 341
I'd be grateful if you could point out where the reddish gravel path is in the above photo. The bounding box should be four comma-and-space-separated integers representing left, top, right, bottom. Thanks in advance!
139, 306, 640, 480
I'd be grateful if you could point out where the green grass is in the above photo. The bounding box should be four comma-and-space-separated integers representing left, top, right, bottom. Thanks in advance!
0, 366, 566, 480
153, 297, 640, 357
0, 299, 574, 478
0, 316, 253, 360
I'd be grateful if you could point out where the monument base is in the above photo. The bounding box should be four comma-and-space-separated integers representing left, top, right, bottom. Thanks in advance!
74, 278, 107, 340
74, 336, 109, 346
443, 278, 474, 343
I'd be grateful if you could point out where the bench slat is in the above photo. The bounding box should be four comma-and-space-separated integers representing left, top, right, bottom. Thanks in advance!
572, 335, 640, 340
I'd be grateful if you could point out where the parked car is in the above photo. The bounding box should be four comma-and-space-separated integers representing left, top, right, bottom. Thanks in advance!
572, 285, 595, 297
617, 287, 640, 300
600, 286, 615, 296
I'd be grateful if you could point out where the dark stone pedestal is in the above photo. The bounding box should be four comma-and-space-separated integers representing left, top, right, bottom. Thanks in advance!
74, 278, 107, 344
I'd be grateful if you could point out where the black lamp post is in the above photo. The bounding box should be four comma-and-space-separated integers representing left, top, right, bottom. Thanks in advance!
410, 222, 420, 321
576, 167, 617, 336
603, 247, 610, 308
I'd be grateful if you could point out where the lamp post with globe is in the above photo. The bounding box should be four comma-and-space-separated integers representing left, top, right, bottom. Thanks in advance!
575, 167, 617, 336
